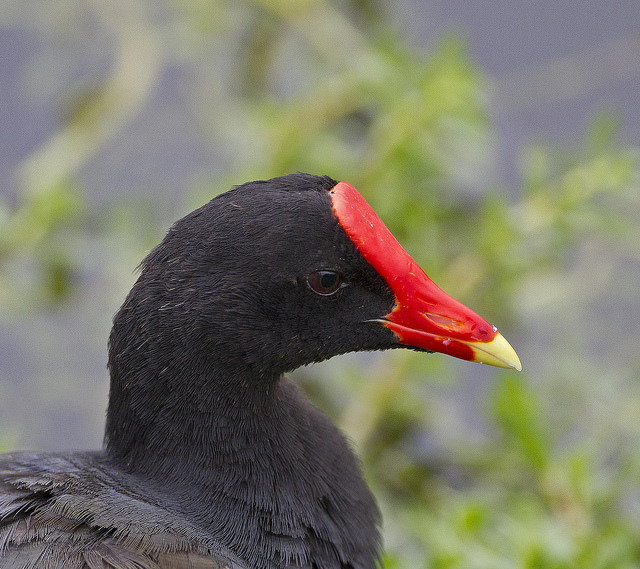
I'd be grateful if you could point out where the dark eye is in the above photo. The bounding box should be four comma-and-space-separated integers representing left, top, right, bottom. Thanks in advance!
307, 270, 345, 296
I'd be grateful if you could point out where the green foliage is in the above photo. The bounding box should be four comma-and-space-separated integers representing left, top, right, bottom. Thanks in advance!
491, 374, 549, 469
1, 1, 639, 567
0, 180, 84, 305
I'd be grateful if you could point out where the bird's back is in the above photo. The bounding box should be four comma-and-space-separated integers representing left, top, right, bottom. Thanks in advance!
0, 452, 245, 569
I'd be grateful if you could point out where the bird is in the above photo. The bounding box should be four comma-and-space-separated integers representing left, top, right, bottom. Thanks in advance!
0, 173, 521, 569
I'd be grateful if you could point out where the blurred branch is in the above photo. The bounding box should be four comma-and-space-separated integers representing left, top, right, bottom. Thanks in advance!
251, 0, 377, 71
17, 0, 162, 196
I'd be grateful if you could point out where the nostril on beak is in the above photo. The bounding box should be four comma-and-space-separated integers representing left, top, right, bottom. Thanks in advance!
424, 313, 463, 328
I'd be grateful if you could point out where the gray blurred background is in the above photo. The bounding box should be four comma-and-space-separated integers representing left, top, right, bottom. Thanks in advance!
1, 1, 639, 566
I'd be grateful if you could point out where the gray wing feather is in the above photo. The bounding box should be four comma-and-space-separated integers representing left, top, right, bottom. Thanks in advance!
0, 453, 246, 569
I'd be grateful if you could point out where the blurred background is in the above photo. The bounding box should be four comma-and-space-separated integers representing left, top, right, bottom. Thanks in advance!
1, 1, 639, 567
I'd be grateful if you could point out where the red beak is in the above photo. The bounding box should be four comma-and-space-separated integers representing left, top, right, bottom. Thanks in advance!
330, 182, 521, 371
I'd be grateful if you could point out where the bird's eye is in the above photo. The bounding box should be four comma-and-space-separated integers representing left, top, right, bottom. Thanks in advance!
307, 271, 345, 296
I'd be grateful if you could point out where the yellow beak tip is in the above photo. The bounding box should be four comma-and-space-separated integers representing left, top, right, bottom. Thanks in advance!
466, 332, 522, 371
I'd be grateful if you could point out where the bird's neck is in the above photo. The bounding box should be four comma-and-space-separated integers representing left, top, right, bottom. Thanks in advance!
105, 353, 279, 476
104, 355, 381, 569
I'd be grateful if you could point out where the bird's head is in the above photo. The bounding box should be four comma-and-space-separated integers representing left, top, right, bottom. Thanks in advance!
111, 173, 520, 380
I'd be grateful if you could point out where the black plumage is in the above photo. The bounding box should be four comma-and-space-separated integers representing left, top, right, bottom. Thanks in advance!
0, 173, 520, 569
